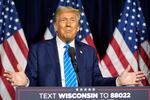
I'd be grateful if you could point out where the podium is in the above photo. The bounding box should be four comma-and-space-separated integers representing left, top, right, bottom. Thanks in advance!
16, 87, 150, 100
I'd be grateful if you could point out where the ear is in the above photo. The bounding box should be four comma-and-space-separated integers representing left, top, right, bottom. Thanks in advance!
53, 23, 58, 32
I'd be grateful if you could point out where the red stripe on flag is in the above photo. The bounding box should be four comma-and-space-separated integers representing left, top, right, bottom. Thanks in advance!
112, 37, 135, 72
142, 78, 150, 86
85, 35, 101, 61
139, 46, 150, 70
13, 32, 28, 59
111, 37, 134, 71
3, 40, 19, 72
0, 95, 2, 100
148, 39, 150, 44
85, 34, 96, 48
0, 59, 16, 100
103, 54, 119, 77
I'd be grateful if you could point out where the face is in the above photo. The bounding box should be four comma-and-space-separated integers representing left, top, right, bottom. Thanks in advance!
54, 11, 80, 43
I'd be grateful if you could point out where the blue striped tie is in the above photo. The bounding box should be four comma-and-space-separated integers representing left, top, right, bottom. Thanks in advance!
64, 44, 78, 87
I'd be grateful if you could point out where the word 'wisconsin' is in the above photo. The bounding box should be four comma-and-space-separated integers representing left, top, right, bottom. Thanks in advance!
39, 93, 98, 99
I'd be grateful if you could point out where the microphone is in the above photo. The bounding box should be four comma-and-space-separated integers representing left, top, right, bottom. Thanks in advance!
68, 47, 80, 86
68, 47, 76, 65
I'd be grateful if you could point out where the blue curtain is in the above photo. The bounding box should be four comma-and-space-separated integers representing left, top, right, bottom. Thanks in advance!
14, 0, 150, 58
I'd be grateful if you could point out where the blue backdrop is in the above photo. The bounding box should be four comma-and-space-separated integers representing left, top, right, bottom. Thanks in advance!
14, 0, 150, 58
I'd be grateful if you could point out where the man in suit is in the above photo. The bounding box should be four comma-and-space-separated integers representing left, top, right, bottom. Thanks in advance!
4, 6, 145, 87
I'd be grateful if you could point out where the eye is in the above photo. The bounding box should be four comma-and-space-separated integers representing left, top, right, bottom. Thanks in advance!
71, 18, 76, 22
60, 18, 66, 22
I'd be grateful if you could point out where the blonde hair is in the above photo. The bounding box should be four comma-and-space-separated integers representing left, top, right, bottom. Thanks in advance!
53, 6, 80, 23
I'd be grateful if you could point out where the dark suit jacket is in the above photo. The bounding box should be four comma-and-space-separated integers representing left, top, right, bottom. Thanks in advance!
25, 38, 116, 86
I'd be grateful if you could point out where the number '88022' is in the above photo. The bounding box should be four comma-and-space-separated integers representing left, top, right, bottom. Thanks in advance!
110, 92, 131, 98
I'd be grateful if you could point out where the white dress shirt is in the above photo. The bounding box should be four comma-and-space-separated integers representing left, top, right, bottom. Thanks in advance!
56, 36, 75, 87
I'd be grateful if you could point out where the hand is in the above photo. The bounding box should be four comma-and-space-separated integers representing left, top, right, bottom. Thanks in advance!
117, 65, 145, 86
3, 64, 28, 87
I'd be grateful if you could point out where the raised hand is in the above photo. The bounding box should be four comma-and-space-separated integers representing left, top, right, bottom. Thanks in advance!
3, 64, 28, 86
117, 65, 145, 86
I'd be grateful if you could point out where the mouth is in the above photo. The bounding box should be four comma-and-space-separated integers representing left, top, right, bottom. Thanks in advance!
65, 29, 72, 33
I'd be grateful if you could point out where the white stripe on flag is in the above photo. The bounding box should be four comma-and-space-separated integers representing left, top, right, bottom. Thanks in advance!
141, 41, 150, 58
18, 29, 28, 48
89, 34, 93, 40
81, 38, 88, 44
44, 28, 54, 40
100, 60, 112, 77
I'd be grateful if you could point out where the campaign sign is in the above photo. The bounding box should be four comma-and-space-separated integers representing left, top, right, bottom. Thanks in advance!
16, 87, 150, 100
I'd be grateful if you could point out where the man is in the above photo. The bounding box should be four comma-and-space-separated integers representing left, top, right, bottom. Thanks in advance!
4, 6, 145, 87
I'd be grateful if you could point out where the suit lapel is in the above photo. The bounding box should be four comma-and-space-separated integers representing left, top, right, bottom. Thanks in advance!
75, 41, 85, 66
47, 38, 62, 86
75, 41, 85, 85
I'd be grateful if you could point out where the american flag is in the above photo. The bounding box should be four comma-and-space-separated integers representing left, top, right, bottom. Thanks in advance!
101, 0, 150, 85
0, 0, 28, 99
44, 0, 101, 68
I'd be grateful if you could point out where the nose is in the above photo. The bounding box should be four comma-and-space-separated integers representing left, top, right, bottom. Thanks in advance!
66, 20, 71, 27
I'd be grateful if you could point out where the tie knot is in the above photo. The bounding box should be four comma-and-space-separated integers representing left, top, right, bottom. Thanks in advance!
64, 44, 70, 49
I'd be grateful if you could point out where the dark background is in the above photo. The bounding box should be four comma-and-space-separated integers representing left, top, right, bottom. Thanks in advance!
14, 0, 150, 58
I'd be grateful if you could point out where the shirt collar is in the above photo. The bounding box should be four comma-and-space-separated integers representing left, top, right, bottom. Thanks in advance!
56, 36, 75, 48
